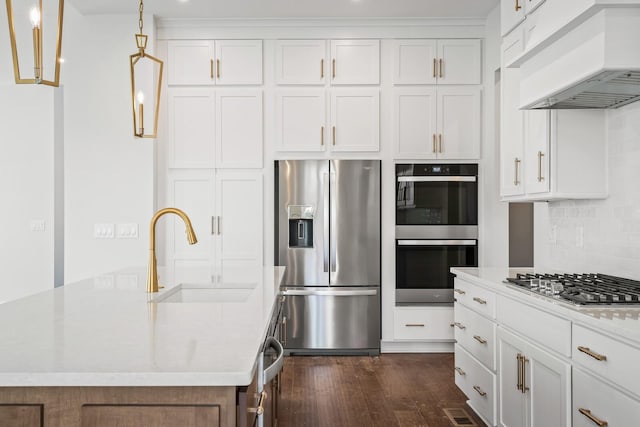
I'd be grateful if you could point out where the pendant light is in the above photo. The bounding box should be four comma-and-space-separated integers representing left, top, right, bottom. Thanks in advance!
5, 0, 64, 86
130, 0, 163, 138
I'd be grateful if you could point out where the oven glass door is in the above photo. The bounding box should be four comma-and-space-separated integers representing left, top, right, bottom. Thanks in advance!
396, 176, 478, 226
396, 240, 478, 303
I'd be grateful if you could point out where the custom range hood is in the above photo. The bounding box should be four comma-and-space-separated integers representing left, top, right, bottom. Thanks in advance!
519, 7, 640, 110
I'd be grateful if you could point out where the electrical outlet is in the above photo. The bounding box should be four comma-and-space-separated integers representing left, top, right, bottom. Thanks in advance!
30, 220, 45, 232
576, 226, 584, 248
94, 223, 115, 239
116, 223, 139, 239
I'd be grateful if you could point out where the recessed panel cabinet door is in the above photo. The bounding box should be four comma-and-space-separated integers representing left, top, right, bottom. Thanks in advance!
168, 88, 215, 168
523, 110, 551, 195
437, 87, 481, 159
275, 40, 326, 85
437, 39, 482, 85
167, 41, 215, 86
498, 329, 528, 427
501, 0, 526, 36
500, 65, 525, 197
276, 90, 326, 152
393, 39, 437, 85
330, 89, 380, 152
330, 40, 380, 85
214, 40, 263, 85
393, 88, 437, 158
215, 90, 263, 168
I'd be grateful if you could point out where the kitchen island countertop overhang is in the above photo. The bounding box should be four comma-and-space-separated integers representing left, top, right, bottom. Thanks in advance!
0, 266, 285, 387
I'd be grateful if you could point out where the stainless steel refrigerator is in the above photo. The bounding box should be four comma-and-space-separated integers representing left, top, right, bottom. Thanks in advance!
275, 160, 381, 355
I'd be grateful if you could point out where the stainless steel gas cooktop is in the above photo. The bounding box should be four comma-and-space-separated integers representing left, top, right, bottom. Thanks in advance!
504, 273, 640, 306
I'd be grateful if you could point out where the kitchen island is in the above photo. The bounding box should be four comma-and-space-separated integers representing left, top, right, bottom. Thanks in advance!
0, 266, 285, 427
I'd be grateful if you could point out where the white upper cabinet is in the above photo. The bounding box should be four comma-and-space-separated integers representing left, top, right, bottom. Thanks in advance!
167, 40, 263, 86
393, 39, 481, 85
523, 110, 550, 195
330, 89, 380, 152
394, 87, 481, 159
276, 90, 326, 152
215, 90, 263, 168
501, 0, 526, 36
275, 40, 326, 85
330, 40, 380, 85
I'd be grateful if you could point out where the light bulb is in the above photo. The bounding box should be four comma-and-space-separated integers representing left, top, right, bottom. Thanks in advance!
137, 91, 145, 104
30, 6, 41, 28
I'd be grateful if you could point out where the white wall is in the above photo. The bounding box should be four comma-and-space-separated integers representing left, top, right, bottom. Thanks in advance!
535, 101, 640, 279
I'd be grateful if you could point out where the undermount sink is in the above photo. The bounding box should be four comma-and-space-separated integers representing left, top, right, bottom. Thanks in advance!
152, 283, 254, 303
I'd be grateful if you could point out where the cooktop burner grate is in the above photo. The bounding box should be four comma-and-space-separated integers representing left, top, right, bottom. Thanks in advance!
505, 273, 640, 305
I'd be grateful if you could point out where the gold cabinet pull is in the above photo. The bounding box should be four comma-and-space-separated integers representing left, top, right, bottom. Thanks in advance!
332, 59, 336, 79
537, 151, 545, 182
321, 59, 324, 79
433, 58, 437, 78
514, 158, 521, 186
211, 216, 216, 235
521, 356, 529, 393
248, 391, 267, 415
473, 297, 487, 305
216, 59, 220, 79
432, 134, 437, 153
577, 346, 607, 361
454, 367, 466, 376
473, 335, 487, 345
439, 134, 443, 153
217, 216, 221, 235
210, 59, 214, 79
473, 386, 487, 397
439, 58, 443, 78
321, 126, 324, 146
515, 0, 522, 11
516, 354, 523, 391
579, 408, 608, 427
454, 288, 466, 295
405, 323, 425, 327
453, 322, 466, 330
332, 126, 336, 146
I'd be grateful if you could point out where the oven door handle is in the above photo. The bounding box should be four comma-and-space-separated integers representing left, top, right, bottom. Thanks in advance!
397, 176, 477, 183
397, 240, 477, 246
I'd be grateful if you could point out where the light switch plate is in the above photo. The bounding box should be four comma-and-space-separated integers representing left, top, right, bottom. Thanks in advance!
116, 223, 139, 239
94, 223, 115, 239
30, 220, 45, 232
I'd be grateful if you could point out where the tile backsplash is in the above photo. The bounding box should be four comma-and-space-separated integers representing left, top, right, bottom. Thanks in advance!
535, 101, 640, 279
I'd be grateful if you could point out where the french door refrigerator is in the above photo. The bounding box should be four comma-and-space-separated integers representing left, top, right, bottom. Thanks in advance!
275, 160, 380, 355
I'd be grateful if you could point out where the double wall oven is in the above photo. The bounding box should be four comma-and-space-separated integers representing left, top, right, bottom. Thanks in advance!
396, 164, 478, 304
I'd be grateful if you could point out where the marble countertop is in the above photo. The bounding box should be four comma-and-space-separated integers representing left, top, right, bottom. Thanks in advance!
451, 267, 640, 345
0, 266, 285, 387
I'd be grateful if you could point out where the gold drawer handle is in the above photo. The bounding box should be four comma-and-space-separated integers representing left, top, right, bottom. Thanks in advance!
578, 346, 607, 361
454, 367, 465, 376
320, 58, 324, 79
579, 408, 608, 427
248, 391, 267, 415
454, 288, 466, 295
473, 385, 486, 397
216, 59, 220, 79
405, 323, 425, 327
474, 335, 487, 345
453, 322, 466, 330
473, 297, 487, 305
515, 0, 522, 11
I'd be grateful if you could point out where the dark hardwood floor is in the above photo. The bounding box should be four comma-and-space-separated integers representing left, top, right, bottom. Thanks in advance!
278, 353, 487, 427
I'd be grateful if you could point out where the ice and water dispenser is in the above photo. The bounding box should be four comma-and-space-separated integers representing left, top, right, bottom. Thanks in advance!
288, 205, 314, 248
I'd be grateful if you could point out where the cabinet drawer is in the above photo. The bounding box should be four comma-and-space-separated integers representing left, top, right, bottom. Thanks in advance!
454, 344, 496, 426
497, 295, 571, 356
454, 303, 497, 371
393, 307, 453, 340
573, 368, 640, 427
454, 278, 497, 319
572, 324, 640, 396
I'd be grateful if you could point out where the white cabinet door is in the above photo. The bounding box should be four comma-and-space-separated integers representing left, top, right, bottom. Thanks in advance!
437, 39, 482, 85
498, 329, 528, 427
330, 40, 380, 85
330, 89, 380, 152
500, 66, 525, 197
437, 87, 481, 159
501, 0, 526, 36
392, 39, 437, 85
215, 170, 263, 282
393, 88, 437, 159
167, 41, 215, 86
523, 110, 550, 194
527, 342, 571, 427
525, 0, 546, 15
168, 88, 215, 168
214, 40, 263, 85
276, 90, 326, 152
275, 40, 326, 85
215, 90, 263, 169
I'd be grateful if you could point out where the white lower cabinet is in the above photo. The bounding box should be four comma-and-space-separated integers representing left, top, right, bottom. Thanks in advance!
455, 344, 497, 426
497, 327, 571, 427
393, 307, 453, 341
166, 169, 263, 285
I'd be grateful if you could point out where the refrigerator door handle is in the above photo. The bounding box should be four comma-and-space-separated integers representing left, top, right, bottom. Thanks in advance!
323, 172, 330, 273
329, 172, 337, 273
282, 288, 378, 296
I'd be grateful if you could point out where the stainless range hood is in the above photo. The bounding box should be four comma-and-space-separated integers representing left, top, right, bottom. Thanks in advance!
519, 7, 640, 110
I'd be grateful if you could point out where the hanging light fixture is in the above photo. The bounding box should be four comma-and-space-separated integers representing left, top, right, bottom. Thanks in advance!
130, 0, 163, 138
5, 0, 64, 86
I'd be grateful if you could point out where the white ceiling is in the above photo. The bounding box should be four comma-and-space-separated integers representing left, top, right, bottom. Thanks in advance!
68, 0, 499, 19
